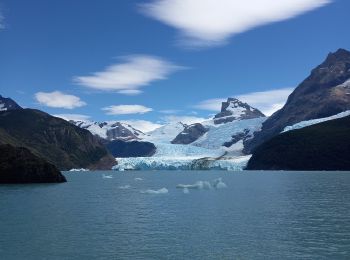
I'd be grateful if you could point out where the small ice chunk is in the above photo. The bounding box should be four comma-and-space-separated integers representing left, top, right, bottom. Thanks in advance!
176, 181, 212, 190
213, 178, 227, 189
118, 185, 131, 189
134, 177, 143, 181
141, 188, 168, 194
102, 174, 113, 179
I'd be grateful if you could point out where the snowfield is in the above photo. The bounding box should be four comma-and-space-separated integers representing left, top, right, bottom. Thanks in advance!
193, 117, 266, 149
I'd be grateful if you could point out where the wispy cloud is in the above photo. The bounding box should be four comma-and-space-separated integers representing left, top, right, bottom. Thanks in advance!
74, 55, 184, 95
0, 11, 5, 29
161, 115, 208, 125
120, 120, 163, 132
102, 105, 153, 115
54, 114, 91, 121
35, 91, 86, 109
194, 88, 294, 116
237, 88, 294, 116
140, 0, 331, 47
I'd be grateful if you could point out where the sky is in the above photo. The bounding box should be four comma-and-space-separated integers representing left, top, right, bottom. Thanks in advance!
0, 0, 349, 131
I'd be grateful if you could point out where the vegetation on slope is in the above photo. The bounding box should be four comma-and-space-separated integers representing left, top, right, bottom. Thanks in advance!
246, 116, 350, 171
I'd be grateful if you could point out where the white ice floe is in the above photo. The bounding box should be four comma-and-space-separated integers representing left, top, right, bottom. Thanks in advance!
134, 177, 143, 181
118, 185, 131, 189
69, 168, 89, 172
176, 181, 212, 190
141, 188, 168, 194
177, 178, 227, 191
102, 174, 113, 179
212, 178, 227, 189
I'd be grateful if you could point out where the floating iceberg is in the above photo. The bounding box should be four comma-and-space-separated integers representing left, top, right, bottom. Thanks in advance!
177, 178, 227, 191
69, 168, 89, 172
141, 188, 168, 194
176, 181, 212, 190
212, 178, 227, 189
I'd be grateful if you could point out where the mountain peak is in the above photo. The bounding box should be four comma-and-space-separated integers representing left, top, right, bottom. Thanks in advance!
0, 95, 22, 111
320, 48, 350, 68
213, 98, 265, 124
245, 48, 350, 153
70, 120, 144, 141
327, 48, 350, 60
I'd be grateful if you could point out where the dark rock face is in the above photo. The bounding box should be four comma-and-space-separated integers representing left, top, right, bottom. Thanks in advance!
214, 98, 265, 125
171, 123, 208, 144
223, 129, 251, 147
106, 140, 156, 158
0, 109, 116, 170
0, 95, 22, 111
246, 116, 350, 171
245, 48, 350, 153
0, 144, 66, 183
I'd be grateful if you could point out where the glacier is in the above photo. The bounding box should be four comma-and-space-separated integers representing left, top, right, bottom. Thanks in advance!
193, 117, 266, 150
283, 110, 350, 133
112, 117, 264, 171
113, 155, 251, 171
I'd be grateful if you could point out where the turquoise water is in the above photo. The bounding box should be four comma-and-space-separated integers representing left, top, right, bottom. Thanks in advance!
0, 171, 350, 259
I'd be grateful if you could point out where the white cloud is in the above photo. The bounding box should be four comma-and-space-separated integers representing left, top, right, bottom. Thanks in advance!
54, 114, 91, 121
236, 88, 294, 116
74, 55, 184, 94
162, 115, 208, 125
117, 89, 143, 95
120, 120, 163, 132
194, 98, 225, 112
102, 105, 153, 115
35, 91, 86, 109
194, 88, 294, 116
0, 13, 4, 30
140, 0, 331, 47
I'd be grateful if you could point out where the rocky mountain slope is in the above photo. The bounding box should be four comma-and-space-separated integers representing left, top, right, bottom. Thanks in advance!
0, 95, 22, 111
0, 144, 66, 183
0, 109, 115, 170
245, 48, 350, 153
246, 115, 350, 171
171, 123, 208, 144
214, 98, 265, 124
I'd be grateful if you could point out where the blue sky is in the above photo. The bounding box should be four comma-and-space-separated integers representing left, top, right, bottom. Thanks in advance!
0, 0, 349, 131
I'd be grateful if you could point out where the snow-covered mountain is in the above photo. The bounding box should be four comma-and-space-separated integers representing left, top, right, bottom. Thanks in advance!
68, 97, 268, 170
213, 98, 265, 124
71, 120, 145, 141
0, 95, 22, 111
143, 122, 186, 143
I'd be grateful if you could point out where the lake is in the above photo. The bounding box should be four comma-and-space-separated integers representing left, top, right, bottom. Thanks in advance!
0, 171, 349, 259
